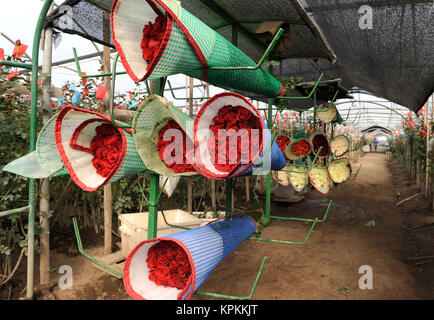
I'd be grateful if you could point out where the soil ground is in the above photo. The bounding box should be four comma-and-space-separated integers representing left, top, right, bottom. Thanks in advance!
2, 152, 434, 300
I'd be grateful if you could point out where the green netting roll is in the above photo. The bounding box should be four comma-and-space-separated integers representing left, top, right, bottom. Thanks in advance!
3, 114, 69, 178
55, 105, 147, 191
111, 0, 284, 97
132, 94, 197, 177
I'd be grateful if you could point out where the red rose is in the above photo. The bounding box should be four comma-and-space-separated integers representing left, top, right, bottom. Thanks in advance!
147, 257, 158, 269
218, 105, 232, 117
155, 266, 170, 280
142, 15, 167, 68
175, 277, 188, 290
157, 120, 196, 174
168, 273, 179, 287
147, 241, 191, 289
158, 253, 170, 266
212, 115, 225, 125
149, 271, 157, 282
224, 111, 237, 126
236, 107, 252, 121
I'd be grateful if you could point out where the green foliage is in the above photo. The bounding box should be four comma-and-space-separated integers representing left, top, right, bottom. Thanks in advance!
364, 220, 376, 227
275, 76, 303, 112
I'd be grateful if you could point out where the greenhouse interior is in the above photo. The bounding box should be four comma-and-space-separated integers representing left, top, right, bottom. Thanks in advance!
0, 0, 433, 305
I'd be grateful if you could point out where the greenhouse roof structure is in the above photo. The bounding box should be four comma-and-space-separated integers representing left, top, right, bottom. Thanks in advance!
45, 0, 433, 114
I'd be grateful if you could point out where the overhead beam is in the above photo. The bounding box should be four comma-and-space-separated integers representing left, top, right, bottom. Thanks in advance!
197, 0, 266, 51
290, 0, 337, 63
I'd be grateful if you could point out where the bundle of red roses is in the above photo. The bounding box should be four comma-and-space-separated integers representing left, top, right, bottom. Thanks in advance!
292, 139, 311, 157
275, 135, 291, 160
147, 241, 191, 290
90, 124, 122, 177
157, 119, 196, 174
207, 105, 262, 173
311, 133, 330, 157
141, 14, 167, 69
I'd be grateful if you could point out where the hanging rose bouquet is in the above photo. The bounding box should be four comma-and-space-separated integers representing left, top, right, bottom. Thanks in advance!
157, 119, 196, 173
90, 123, 123, 177
207, 105, 262, 173
146, 241, 191, 290
310, 132, 330, 157
275, 135, 291, 160
291, 139, 311, 157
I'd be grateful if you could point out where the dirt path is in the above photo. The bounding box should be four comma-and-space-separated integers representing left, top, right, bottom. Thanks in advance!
7, 152, 433, 300
193, 152, 430, 300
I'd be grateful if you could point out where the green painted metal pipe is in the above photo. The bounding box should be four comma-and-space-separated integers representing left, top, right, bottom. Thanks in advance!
276, 73, 324, 100
270, 200, 332, 223
72, 47, 126, 78
0, 206, 30, 219
195, 256, 267, 300
148, 174, 159, 239
110, 53, 132, 129
250, 220, 318, 245
167, 80, 210, 100
72, 217, 123, 278
314, 90, 339, 113
27, 0, 54, 299
0, 60, 33, 69
279, 146, 323, 174
264, 97, 274, 224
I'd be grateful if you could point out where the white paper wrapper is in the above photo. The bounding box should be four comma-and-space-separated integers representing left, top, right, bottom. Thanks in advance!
328, 159, 352, 184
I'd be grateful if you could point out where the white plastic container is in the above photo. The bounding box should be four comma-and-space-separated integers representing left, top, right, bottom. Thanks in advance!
191, 211, 226, 226
118, 210, 202, 258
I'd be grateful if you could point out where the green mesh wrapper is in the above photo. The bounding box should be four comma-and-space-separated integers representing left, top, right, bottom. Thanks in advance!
132, 94, 197, 177
112, 0, 284, 97
3, 114, 68, 178
55, 105, 147, 192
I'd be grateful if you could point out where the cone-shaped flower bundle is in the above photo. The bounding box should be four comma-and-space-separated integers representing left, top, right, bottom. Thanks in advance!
123, 216, 257, 300
111, 0, 284, 97
132, 95, 197, 177
309, 131, 331, 158
316, 103, 337, 123
234, 120, 286, 177
275, 135, 291, 160
285, 138, 311, 160
328, 158, 352, 184
193, 92, 265, 179
308, 165, 331, 195
287, 165, 309, 192
55, 105, 147, 191
330, 135, 350, 157
272, 165, 291, 187
4, 114, 68, 178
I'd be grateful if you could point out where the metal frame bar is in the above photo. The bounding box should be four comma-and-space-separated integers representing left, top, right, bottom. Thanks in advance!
72, 217, 123, 278
249, 200, 332, 245
197, 0, 266, 51
73, 47, 127, 78
270, 200, 332, 223
195, 256, 268, 300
